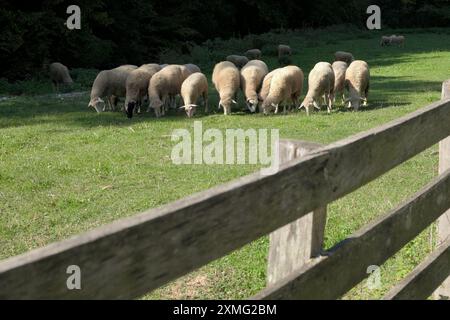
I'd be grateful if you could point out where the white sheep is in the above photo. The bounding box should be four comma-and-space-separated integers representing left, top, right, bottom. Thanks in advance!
226, 55, 249, 69
49, 62, 73, 92
240, 59, 268, 112
390, 35, 405, 47
180, 72, 208, 118
162, 64, 199, 111
212, 61, 240, 115
88, 65, 138, 113
261, 66, 304, 115
299, 62, 335, 115
125, 64, 161, 118
334, 51, 355, 65
331, 61, 348, 105
148, 64, 189, 117
344, 60, 370, 111
245, 49, 262, 60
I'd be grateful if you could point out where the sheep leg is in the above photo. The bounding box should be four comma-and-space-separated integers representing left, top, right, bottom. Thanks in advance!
203, 92, 208, 113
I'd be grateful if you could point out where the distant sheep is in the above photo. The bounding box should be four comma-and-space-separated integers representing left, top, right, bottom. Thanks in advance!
334, 51, 355, 65
261, 66, 304, 115
88, 65, 138, 113
245, 49, 262, 60
148, 65, 189, 117
125, 64, 161, 118
180, 72, 208, 118
331, 61, 348, 105
344, 60, 370, 111
240, 59, 268, 112
49, 62, 73, 92
212, 61, 240, 115
226, 55, 249, 69
390, 35, 405, 47
184, 63, 201, 75
300, 62, 335, 115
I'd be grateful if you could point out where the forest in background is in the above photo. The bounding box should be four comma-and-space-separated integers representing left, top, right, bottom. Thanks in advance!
1, 0, 450, 80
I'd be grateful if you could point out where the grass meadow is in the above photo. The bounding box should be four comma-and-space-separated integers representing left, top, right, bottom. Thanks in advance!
0, 27, 449, 299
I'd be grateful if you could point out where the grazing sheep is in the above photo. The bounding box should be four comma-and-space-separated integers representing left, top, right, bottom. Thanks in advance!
212, 61, 240, 115
299, 62, 335, 115
240, 59, 269, 112
226, 55, 249, 69
334, 51, 355, 65
148, 64, 189, 117
184, 63, 201, 75
331, 61, 348, 105
49, 62, 73, 92
180, 72, 208, 118
344, 60, 370, 111
259, 69, 281, 105
125, 64, 161, 118
261, 66, 304, 115
245, 49, 262, 60
390, 35, 405, 47
160, 64, 200, 111
278, 45, 292, 58
88, 65, 138, 113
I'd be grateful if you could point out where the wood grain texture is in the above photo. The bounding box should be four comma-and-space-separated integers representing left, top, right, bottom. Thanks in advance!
435, 79, 450, 299
254, 169, 450, 300
384, 238, 450, 300
268, 140, 327, 286
0, 99, 450, 299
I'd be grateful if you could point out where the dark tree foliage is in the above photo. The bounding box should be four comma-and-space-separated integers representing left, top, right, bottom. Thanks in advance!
0, 0, 449, 80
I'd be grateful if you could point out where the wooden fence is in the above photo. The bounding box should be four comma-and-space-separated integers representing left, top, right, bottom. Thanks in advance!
0, 80, 449, 300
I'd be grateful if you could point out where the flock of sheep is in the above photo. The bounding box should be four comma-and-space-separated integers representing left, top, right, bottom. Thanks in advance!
49, 44, 372, 119
380, 34, 405, 47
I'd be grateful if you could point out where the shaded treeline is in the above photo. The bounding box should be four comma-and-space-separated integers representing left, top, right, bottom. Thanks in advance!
1, 0, 449, 80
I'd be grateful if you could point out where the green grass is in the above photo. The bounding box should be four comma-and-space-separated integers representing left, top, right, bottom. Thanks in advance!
0, 28, 449, 300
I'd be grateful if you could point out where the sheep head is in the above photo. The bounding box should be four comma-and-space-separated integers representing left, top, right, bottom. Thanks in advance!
344, 96, 365, 111
88, 97, 104, 113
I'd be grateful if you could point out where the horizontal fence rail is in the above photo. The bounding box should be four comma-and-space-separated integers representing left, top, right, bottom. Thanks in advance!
0, 97, 449, 299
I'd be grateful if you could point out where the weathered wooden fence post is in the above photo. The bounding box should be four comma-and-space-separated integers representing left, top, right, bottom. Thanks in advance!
435, 79, 450, 299
267, 139, 327, 286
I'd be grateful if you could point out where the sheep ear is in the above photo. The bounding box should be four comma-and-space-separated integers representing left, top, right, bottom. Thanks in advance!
179, 106, 186, 110
298, 104, 304, 110
231, 99, 237, 104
